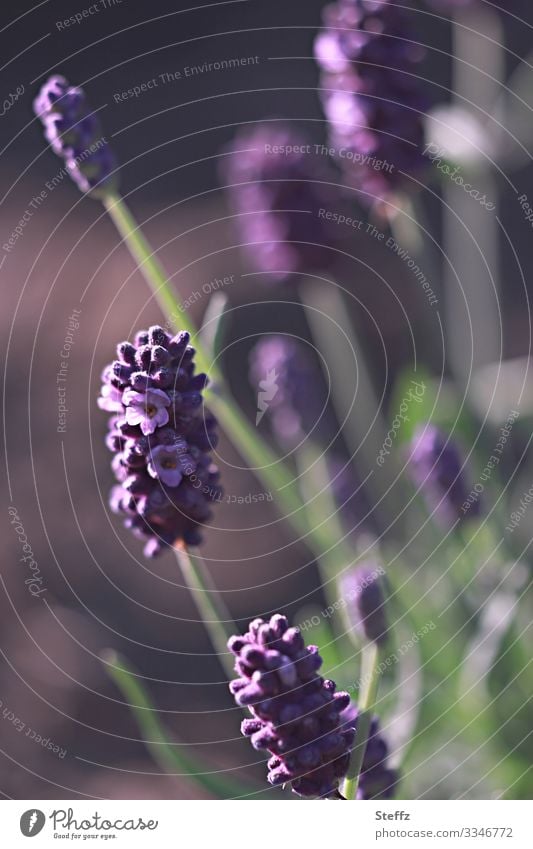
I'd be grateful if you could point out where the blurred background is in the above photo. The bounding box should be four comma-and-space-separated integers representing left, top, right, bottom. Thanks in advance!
1, 0, 532, 800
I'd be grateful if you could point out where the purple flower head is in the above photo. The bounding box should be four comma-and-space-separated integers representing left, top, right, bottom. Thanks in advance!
33, 75, 118, 198
315, 0, 430, 205
249, 336, 335, 447
228, 614, 356, 798
98, 326, 221, 556
123, 388, 170, 435
408, 425, 480, 528
220, 124, 348, 282
340, 562, 388, 646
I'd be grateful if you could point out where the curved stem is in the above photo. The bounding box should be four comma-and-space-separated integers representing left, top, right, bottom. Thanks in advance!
103, 191, 215, 377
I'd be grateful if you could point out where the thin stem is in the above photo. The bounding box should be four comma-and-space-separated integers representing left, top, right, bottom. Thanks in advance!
294, 440, 354, 631
174, 544, 235, 679
343, 641, 381, 800
301, 281, 402, 537
103, 191, 214, 377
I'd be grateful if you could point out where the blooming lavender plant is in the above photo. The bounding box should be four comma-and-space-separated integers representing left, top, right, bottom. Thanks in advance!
221, 124, 346, 282
99, 326, 221, 557
33, 75, 117, 197
228, 614, 356, 798
315, 0, 429, 204
408, 424, 480, 528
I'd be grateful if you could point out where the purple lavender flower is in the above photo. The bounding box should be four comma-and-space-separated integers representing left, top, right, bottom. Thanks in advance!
123, 387, 171, 435
147, 442, 196, 487
221, 124, 347, 282
99, 326, 221, 557
315, 0, 429, 205
33, 75, 117, 198
340, 562, 388, 646
408, 425, 480, 528
249, 336, 335, 447
228, 614, 356, 798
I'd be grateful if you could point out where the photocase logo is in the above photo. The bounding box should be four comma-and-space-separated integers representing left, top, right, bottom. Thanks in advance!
20, 809, 46, 837
255, 368, 279, 426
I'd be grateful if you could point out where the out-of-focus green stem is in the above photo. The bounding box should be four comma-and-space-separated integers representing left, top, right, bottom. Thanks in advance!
102, 650, 259, 798
343, 641, 381, 800
301, 282, 403, 537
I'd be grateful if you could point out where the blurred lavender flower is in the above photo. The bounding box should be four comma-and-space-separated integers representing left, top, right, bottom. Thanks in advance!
228, 614, 356, 798
249, 336, 334, 447
33, 75, 117, 197
328, 455, 372, 535
221, 124, 346, 282
315, 0, 429, 205
340, 562, 388, 645
99, 326, 221, 557
408, 424, 480, 528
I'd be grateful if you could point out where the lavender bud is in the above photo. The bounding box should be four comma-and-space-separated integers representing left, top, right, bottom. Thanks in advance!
98, 325, 221, 556
408, 425, 480, 528
315, 0, 430, 205
249, 336, 335, 447
33, 75, 118, 198
228, 614, 356, 798
340, 563, 388, 646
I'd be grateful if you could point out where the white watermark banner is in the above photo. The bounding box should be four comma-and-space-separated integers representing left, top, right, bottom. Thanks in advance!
1, 800, 530, 847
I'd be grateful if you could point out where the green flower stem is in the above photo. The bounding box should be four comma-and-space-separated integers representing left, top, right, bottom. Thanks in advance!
301, 282, 404, 538
103, 192, 354, 573
174, 545, 236, 680
294, 441, 353, 618
343, 641, 381, 800
102, 650, 260, 798
103, 192, 214, 377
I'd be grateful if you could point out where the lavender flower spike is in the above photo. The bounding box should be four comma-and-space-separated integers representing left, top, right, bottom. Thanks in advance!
408, 424, 480, 528
99, 326, 221, 557
340, 562, 388, 646
221, 124, 346, 282
315, 0, 429, 205
33, 75, 117, 197
228, 614, 356, 798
